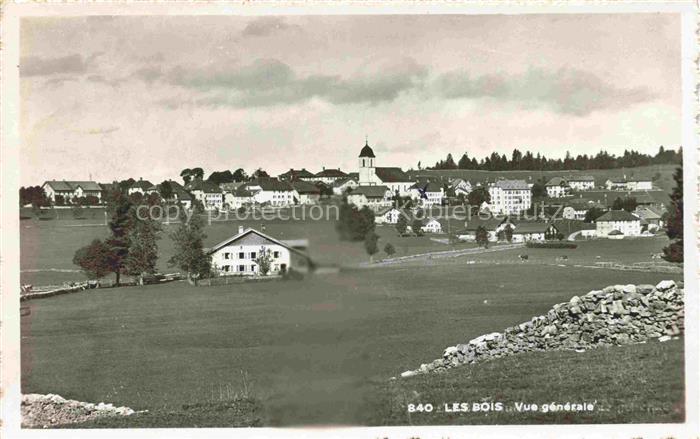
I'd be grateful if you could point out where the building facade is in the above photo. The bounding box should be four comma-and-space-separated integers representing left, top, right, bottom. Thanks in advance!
488, 180, 532, 214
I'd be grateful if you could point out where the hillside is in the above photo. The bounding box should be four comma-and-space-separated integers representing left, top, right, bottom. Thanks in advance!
408, 164, 679, 193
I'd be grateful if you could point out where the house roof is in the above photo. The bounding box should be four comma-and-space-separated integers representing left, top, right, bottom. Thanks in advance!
566, 175, 595, 182
207, 228, 309, 259
248, 178, 294, 192
278, 168, 315, 179
332, 177, 357, 188
359, 141, 375, 158
545, 177, 568, 187
130, 179, 153, 191
375, 167, 411, 183
608, 229, 624, 235
375, 206, 400, 216
232, 186, 254, 197
596, 210, 639, 222
349, 185, 390, 198
493, 179, 529, 190
634, 206, 662, 220
512, 221, 556, 234
220, 182, 246, 191
44, 180, 102, 192
291, 180, 321, 194
410, 181, 443, 193
457, 216, 507, 233
315, 168, 348, 178
190, 179, 223, 193
421, 217, 443, 226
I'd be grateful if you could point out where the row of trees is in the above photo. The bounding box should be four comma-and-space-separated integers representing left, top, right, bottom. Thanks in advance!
73, 189, 212, 285
431, 146, 681, 171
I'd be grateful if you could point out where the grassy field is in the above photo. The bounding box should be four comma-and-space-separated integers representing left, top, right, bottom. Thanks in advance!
22, 260, 683, 426
20, 214, 477, 286
409, 163, 679, 193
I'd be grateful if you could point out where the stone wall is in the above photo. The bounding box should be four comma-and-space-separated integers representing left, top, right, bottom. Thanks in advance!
400, 280, 684, 378
22, 393, 144, 428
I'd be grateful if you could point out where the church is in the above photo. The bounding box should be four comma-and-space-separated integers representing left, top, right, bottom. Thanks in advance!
357, 140, 414, 197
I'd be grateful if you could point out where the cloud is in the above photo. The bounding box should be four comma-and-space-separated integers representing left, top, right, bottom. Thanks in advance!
21, 54, 88, 77
432, 67, 655, 116
240, 17, 301, 37
165, 57, 427, 108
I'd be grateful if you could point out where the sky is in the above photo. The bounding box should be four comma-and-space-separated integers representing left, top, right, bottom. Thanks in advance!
20, 14, 681, 186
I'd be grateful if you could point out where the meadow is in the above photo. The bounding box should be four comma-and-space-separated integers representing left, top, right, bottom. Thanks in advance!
21, 259, 683, 426
19, 213, 476, 286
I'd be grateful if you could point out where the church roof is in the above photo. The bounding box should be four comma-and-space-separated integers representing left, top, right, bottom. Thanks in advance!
359, 141, 375, 158
375, 167, 411, 183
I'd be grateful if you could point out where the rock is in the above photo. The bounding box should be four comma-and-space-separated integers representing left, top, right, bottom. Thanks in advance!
443, 346, 458, 356
401, 370, 417, 378
656, 280, 676, 291
622, 284, 637, 294
658, 335, 672, 342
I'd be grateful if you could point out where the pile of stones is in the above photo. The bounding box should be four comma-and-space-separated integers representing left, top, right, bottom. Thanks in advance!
400, 280, 684, 378
21, 393, 144, 428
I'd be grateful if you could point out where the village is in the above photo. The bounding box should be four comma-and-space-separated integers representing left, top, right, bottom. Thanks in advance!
28, 140, 673, 279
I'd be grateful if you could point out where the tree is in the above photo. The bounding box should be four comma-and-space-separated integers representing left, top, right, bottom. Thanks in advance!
504, 225, 513, 243
180, 168, 193, 185
395, 214, 408, 236
663, 166, 683, 262
584, 207, 605, 223
475, 226, 489, 248
530, 179, 547, 199
159, 180, 174, 200
335, 202, 375, 241
384, 242, 396, 257
73, 239, 113, 280
254, 246, 273, 276
411, 219, 423, 236
232, 168, 248, 182
364, 231, 379, 262
125, 214, 161, 285
251, 168, 270, 179
208, 170, 234, 185
19, 186, 50, 208
612, 197, 624, 211
467, 187, 490, 208
622, 197, 638, 213
169, 212, 211, 285
105, 190, 134, 286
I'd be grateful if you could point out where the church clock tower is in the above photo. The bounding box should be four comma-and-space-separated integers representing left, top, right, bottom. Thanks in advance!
358, 138, 377, 186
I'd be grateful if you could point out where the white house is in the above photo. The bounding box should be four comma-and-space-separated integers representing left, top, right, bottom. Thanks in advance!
450, 178, 472, 197
410, 181, 445, 207
207, 226, 310, 276
190, 179, 224, 210
291, 181, 321, 205
346, 185, 392, 210
420, 218, 443, 234
224, 186, 254, 210
545, 177, 570, 198
42, 180, 103, 204
605, 178, 652, 191
488, 180, 532, 215
332, 178, 359, 196
595, 210, 642, 237
127, 179, 155, 196
456, 217, 511, 242
567, 176, 596, 191
509, 222, 559, 242
375, 207, 403, 225
358, 140, 415, 197
247, 178, 296, 207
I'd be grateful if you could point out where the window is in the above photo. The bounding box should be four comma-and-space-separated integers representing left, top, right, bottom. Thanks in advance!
250, 252, 257, 259
239, 252, 245, 259
238, 265, 245, 272
224, 252, 230, 259
273, 251, 280, 258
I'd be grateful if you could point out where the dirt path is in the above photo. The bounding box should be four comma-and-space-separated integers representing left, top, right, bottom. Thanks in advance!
357, 243, 525, 267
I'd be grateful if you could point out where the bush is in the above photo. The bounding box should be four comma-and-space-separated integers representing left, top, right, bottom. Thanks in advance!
526, 242, 577, 249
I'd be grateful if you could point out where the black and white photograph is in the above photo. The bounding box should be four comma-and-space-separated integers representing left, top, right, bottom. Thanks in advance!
1, 2, 698, 437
